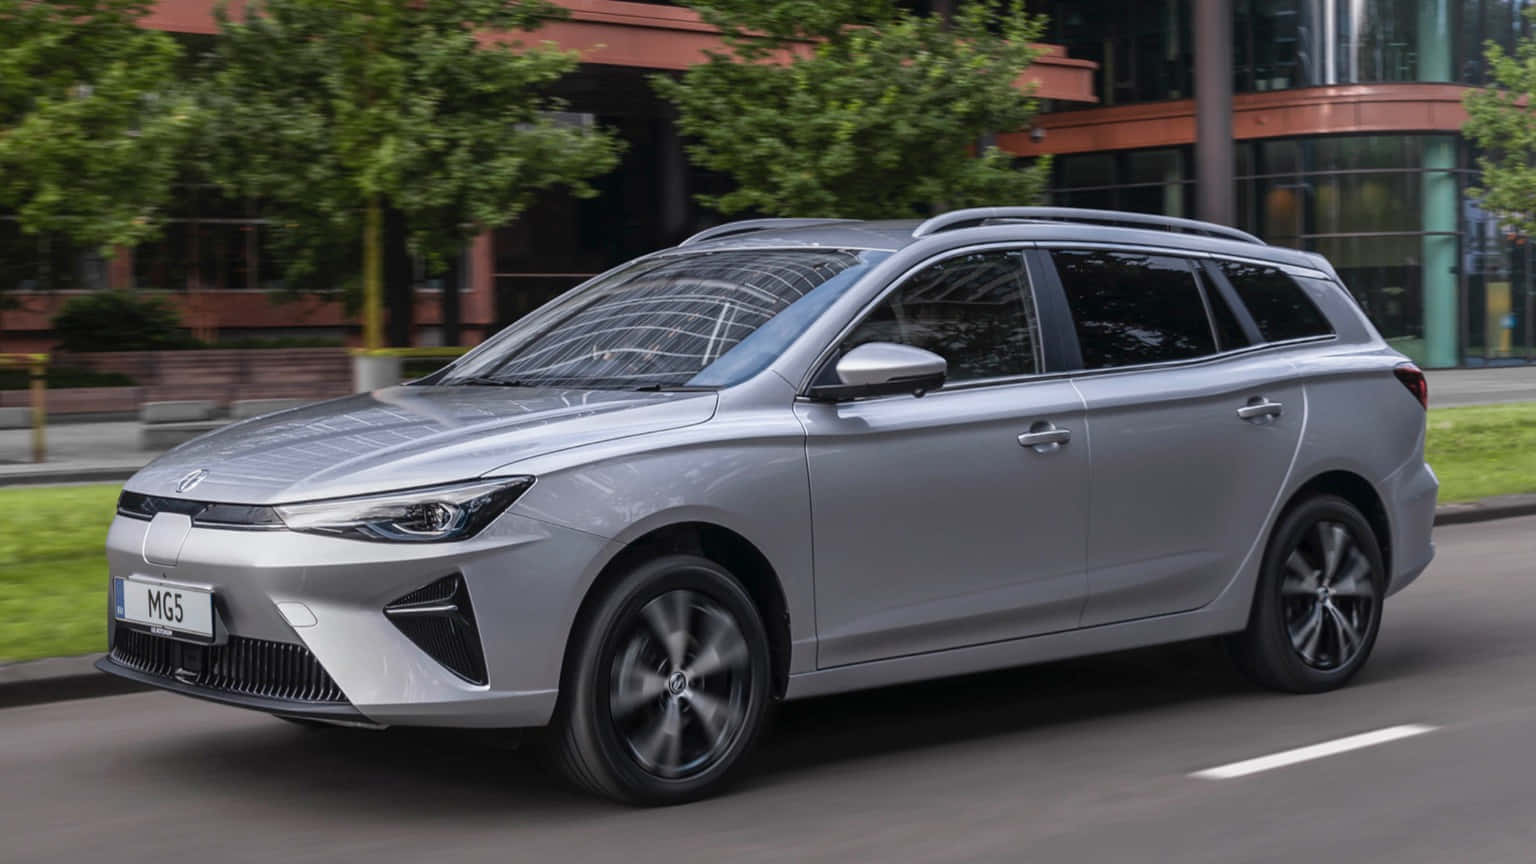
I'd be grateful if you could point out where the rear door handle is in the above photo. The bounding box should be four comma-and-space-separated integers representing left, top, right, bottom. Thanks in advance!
1237, 399, 1283, 421
1018, 423, 1071, 452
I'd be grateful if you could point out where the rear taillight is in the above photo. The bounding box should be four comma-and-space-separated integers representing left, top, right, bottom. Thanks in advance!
1394, 362, 1428, 409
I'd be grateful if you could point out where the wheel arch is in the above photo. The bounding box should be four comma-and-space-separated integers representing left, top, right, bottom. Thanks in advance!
560, 521, 793, 701
1278, 470, 1392, 577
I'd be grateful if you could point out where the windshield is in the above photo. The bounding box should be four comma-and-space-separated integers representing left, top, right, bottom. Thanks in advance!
439, 248, 890, 389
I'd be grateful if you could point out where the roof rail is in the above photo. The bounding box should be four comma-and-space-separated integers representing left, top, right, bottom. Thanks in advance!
911, 207, 1264, 245
679, 218, 859, 246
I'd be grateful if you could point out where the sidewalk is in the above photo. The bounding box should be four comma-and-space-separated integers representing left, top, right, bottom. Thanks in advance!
1425, 366, 1536, 406
0, 421, 160, 485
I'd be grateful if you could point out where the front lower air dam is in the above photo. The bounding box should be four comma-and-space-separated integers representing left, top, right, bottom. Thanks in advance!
384, 574, 487, 685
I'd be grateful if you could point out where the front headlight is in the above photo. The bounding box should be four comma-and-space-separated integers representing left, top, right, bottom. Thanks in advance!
274, 477, 534, 543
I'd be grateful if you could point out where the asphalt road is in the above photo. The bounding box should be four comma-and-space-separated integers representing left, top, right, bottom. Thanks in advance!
4, 516, 1535, 864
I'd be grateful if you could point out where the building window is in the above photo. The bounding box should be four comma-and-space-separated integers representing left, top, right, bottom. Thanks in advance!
1035, 0, 1530, 104
1049, 133, 1532, 368
0, 219, 108, 293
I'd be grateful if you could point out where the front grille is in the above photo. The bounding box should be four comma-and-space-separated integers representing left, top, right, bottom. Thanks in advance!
109, 628, 346, 704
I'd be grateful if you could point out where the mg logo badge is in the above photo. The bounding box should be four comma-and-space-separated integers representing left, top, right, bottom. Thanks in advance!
175, 469, 209, 494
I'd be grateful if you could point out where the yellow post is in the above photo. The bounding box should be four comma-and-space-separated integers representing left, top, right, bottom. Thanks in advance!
29, 354, 46, 463
363, 198, 384, 350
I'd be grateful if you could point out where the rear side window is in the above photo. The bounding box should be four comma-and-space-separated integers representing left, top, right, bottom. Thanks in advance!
1217, 260, 1333, 342
1051, 250, 1216, 369
842, 250, 1039, 382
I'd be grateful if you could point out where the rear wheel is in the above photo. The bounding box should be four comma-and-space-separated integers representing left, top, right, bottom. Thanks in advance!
551, 554, 771, 805
1229, 495, 1385, 693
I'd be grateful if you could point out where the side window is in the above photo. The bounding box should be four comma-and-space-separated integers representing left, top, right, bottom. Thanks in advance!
1051, 250, 1216, 369
1217, 260, 1334, 342
841, 250, 1039, 383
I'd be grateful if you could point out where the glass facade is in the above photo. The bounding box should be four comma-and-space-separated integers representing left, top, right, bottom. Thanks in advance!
1032, 0, 1531, 103
1052, 134, 1531, 367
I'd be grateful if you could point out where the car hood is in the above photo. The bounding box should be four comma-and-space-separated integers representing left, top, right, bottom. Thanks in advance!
125, 385, 718, 505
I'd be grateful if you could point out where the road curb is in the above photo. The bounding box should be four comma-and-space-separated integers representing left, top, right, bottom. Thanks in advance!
1433, 493, 1536, 526
1, 496, 1531, 711
0, 654, 147, 709
0, 466, 141, 487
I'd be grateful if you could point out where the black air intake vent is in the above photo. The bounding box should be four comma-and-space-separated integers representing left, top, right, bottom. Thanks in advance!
109, 629, 346, 703
384, 574, 487, 685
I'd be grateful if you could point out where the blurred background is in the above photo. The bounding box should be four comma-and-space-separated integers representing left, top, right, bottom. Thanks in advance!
3, 3, 1536, 861
4, 1, 1535, 370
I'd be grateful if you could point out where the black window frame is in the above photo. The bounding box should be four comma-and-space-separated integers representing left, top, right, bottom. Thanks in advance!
1196, 259, 1265, 348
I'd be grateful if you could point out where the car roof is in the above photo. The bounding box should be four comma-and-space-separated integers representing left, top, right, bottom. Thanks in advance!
675, 210, 1334, 276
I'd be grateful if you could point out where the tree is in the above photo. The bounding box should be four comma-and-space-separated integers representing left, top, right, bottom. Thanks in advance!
200, 0, 622, 348
653, 0, 1052, 219
0, 0, 192, 252
1465, 6, 1536, 235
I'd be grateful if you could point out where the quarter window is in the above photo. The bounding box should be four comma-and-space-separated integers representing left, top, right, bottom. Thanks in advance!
1217, 260, 1334, 342
841, 250, 1039, 383
1051, 250, 1216, 369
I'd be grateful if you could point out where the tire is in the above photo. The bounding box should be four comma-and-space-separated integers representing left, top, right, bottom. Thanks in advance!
1228, 495, 1386, 693
551, 554, 772, 805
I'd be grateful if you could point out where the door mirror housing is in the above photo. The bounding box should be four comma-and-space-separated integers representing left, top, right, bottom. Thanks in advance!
810, 342, 947, 401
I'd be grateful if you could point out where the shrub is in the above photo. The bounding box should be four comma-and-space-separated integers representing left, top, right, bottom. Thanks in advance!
0, 367, 137, 390
51, 292, 201, 352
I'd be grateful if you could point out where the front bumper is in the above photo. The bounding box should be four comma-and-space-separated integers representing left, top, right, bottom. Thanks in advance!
104, 507, 609, 728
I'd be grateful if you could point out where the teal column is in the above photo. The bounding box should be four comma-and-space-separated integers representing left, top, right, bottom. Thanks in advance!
1422, 138, 1458, 368
1418, 0, 1451, 82
1419, 0, 1456, 367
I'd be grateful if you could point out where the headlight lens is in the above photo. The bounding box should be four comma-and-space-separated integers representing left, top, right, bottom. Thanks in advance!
274, 477, 534, 543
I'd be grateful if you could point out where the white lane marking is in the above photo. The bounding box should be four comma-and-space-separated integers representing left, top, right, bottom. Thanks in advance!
1191, 724, 1438, 780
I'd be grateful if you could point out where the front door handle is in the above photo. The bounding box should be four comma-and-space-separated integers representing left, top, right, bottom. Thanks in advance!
1018, 422, 1071, 452
1237, 398, 1284, 422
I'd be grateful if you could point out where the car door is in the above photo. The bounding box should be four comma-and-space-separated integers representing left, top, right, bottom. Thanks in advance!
1044, 247, 1306, 627
796, 248, 1090, 668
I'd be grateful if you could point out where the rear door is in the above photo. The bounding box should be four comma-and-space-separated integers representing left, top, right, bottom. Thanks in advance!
1047, 248, 1307, 626
799, 248, 1090, 668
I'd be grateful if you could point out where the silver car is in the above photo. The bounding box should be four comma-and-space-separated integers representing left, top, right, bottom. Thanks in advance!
99, 207, 1438, 804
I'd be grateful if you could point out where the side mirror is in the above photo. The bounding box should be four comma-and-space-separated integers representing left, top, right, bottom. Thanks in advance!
809, 342, 947, 401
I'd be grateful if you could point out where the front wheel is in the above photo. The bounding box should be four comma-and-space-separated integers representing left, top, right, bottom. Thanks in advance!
1228, 495, 1386, 693
551, 554, 771, 805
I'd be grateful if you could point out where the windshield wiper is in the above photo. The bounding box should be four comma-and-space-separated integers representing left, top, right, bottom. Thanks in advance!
448, 376, 530, 388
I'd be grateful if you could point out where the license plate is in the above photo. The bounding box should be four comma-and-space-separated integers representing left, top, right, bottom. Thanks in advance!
114, 578, 215, 641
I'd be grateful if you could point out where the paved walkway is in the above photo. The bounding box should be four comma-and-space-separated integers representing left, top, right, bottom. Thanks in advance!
0, 421, 158, 485
1425, 367, 1536, 407
1, 368, 1533, 485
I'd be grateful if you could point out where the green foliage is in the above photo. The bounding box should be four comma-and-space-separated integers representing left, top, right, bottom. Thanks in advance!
1465, 6, 1536, 235
198, 0, 624, 285
50, 290, 196, 351
0, 0, 194, 252
654, 0, 1052, 218
0, 366, 135, 389
209, 334, 344, 349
